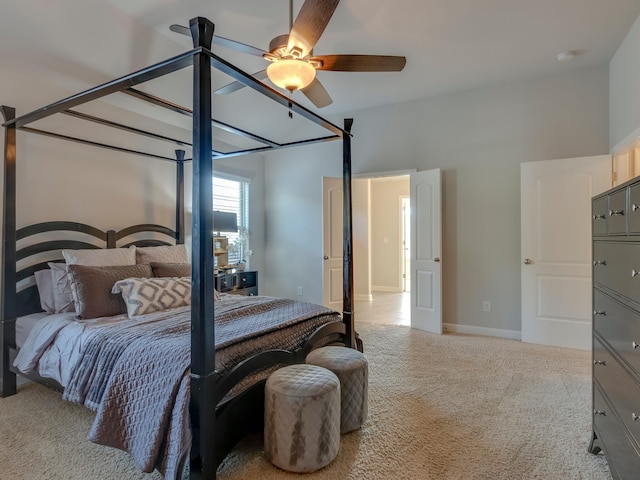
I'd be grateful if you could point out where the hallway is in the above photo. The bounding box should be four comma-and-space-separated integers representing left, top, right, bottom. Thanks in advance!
355, 292, 410, 326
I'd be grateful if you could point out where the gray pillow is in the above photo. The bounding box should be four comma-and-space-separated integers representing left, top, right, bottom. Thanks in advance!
67, 264, 152, 319
150, 262, 191, 278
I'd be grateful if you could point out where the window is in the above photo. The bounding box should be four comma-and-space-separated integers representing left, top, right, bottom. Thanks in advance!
213, 175, 249, 266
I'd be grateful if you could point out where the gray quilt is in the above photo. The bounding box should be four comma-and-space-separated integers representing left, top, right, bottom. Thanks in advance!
62, 295, 340, 479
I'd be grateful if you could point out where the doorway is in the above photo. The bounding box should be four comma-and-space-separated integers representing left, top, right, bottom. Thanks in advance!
323, 169, 442, 332
323, 173, 411, 324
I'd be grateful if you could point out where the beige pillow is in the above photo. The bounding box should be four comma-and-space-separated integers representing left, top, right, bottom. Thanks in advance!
112, 276, 191, 319
67, 264, 152, 319
62, 246, 136, 266
136, 244, 188, 264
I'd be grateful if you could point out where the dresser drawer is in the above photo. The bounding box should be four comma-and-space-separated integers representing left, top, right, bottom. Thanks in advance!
237, 271, 257, 289
593, 337, 640, 448
608, 190, 628, 235
593, 241, 640, 303
593, 197, 608, 236
629, 183, 640, 234
233, 286, 258, 296
594, 289, 640, 376
593, 383, 640, 480
216, 273, 235, 292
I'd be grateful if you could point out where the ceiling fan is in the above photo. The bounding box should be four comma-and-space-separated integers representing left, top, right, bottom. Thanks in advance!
170, 0, 406, 108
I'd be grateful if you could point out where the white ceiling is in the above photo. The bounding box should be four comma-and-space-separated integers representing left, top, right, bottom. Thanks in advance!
1, 0, 639, 137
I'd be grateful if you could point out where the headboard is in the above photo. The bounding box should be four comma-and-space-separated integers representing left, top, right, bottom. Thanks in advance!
16, 221, 179, 317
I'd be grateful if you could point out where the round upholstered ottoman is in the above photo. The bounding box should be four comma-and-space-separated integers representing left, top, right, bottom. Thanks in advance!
264, 364, 341, 472
306, 346, 368, 433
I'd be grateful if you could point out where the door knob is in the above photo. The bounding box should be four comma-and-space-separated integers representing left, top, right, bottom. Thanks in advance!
433, 257, 440, 262
323, 255, 329, 260
523, 258, 533, 265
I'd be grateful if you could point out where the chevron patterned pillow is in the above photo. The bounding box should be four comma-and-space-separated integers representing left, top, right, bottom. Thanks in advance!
112, 276, 191, 319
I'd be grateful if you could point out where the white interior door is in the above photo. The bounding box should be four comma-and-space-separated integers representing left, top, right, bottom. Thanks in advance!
521, 156, 610, 349
323, 177, 343, 311
410, 169, 442, 333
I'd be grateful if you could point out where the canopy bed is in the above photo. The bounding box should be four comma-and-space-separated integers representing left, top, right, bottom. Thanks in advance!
0, 17, 356, 480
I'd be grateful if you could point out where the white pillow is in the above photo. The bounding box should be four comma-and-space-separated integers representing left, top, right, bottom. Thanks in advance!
112, 276, 191, 319
62, 245, 136, 266
34, 269, 56, 314
136, 244, 188, 264
48, 262, 75, 313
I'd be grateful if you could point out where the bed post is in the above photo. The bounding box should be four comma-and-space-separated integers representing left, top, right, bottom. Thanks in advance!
188, 17, 216, 480
0, 106, 17, 397
175, 149, 185, 245
342, 118, 356, 349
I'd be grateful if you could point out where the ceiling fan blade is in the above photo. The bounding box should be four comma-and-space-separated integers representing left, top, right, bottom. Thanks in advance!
214, 70, 269, 95
301, 78, 333, 108
169, 24, 191, 36
212, 35, 268, 58
312, 54, 407, 72
170, 24, 267, 57
288, 0, 340, 56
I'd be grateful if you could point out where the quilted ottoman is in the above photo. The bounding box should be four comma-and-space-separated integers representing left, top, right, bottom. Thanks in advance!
306, 346, 368, 433
264, 364, 341, 472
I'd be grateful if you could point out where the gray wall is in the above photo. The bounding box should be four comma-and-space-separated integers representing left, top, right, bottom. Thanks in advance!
264, 65, 609, 336
610, 14, 640, 149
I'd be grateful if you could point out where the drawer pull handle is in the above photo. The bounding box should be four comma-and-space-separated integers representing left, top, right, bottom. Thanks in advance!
634, 270, 640, 277
593, 260, 607, 266
593, 214, 606, 220
634, 341, 640, 350
593, 310, 606, 316
634, 204, 640, 212
634, 413, 640, 422
610, 209, 625, 216
594, 410, 607, 416
593, 360, 607, 366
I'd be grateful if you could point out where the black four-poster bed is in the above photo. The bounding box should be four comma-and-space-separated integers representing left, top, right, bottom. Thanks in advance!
0, 17, 356, 479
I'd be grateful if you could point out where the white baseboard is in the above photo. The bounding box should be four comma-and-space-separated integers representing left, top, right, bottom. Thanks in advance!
355, 293, 373, 301
372, 286, 403, 293
443, 322, 521, 341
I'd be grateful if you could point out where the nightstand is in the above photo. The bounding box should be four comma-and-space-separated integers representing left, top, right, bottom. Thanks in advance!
215, 270, 258, 296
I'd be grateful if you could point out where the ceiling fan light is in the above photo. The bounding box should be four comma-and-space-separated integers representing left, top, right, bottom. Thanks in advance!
267, 59, 316, 92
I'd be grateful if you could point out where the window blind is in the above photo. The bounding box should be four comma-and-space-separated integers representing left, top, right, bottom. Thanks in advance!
213, 175, 249, 266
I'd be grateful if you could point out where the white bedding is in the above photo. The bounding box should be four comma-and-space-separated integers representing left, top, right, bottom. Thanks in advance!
14, 310, 149, 387
15, 312, 48, 348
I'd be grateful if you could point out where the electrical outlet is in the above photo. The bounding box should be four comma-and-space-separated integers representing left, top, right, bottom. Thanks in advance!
297, 286, 303, 296
483, 300, 491, 312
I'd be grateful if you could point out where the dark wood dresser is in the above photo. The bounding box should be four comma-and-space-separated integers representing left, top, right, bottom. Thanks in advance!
590, 178, 640, 478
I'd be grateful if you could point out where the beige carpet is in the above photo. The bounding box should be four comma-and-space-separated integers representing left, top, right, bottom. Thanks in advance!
0, 323, 611, 480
